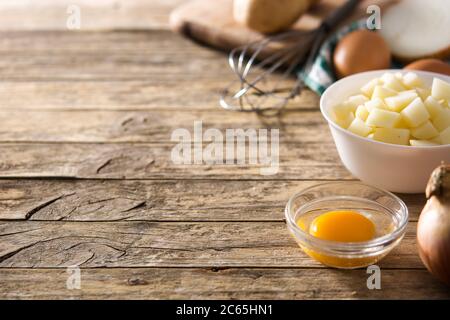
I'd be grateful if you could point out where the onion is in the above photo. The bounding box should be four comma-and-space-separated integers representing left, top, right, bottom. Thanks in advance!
417, 164, 450, 286
379, 0, 450, 62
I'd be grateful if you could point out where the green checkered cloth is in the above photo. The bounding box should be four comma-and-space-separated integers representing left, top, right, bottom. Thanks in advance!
298, 19, 369, 95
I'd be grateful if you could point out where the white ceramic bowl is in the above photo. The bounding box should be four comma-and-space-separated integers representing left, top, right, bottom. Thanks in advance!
320, 70, 450, 194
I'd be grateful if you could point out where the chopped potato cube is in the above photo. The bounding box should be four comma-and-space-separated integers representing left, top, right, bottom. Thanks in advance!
403, 72, 423, 88
373, 128, 410, 145
384, 91, 418, 112
366, 108, 401, 128
367, 133, 374, 139
395, 118, 409, 129
430, 136, 442, 144
415, 87, 431, 101
400, 97, 430, 127
410, 121, 439, 139
381, 73, 406, 92
361, 78, 379, 97
334, 111, 355, 129
431, 108, 450, 131
346, 94, 369, 111
355, 105, 369, 121
372, 85, 397, 99
424, 96, 444, 118
347, 118, 372, 137
410, 140, 439, 146
431, 78, 450, 101
332, 103, 352, 119
440, 127, 450, 144
364, 98, 388, 112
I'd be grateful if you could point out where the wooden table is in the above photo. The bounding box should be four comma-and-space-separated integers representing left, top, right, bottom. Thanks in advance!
0, 0, 449, 300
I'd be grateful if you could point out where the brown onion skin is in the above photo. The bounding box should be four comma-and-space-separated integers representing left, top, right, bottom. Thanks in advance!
417, 197, 450, 286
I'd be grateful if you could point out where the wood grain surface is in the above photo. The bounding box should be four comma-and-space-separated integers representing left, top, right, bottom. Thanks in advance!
0, 0, 449, 300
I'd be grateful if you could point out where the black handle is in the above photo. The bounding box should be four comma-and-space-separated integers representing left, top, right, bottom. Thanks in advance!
322, 0, 360, 32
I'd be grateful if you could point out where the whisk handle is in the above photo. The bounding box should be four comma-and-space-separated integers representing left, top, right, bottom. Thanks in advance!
322, 0, 360, 32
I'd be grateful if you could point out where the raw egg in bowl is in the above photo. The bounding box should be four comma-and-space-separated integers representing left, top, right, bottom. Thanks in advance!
285, 182, 408, 269
320, 70, 450, 193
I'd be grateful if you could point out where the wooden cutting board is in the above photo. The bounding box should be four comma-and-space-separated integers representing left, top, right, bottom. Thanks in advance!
170, 0, 393, 54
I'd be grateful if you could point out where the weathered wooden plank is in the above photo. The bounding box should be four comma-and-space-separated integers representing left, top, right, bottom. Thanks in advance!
0, 30, 207, 53
0, 50, 231, 81
0, 179, 425, 222
0, 110, 327, 143
0, 80, 319, 111
0, 31, 304, 83
1, 267, 449, 300
0, 221, 423, 269
0, 1, 185, 31
0, 143, 350, 180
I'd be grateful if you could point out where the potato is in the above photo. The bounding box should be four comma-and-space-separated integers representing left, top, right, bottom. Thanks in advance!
372, 85, 397, 99
346, 94, 369, 111
361, 78, 380, 97
431, 108, 450, 132
347, 118, 372, 137
332, 72, 450, 145
415, 87, 431, 101
410, 139, 439, 146
384, 91, 418, 112
355, 105, 369, 121
233, 0, 314, 34
402, 72, 423, 88
400, 97, 430, 127
431, 77, 450, 101
333, 110, 354, 129
440, 126, 450, 144
381, 73, 406, 92
410, 121, 439, 140
364, 98, 388, 112
373, 128, 410, 145
424, 96, 444, 118
366, 108, 401, 128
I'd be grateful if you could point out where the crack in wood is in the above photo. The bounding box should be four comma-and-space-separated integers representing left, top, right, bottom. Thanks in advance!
96, 158, 112, 174
24, 192, 75, 220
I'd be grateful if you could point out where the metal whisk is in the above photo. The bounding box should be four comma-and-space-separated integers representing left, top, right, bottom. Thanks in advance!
220, 0, 359, 115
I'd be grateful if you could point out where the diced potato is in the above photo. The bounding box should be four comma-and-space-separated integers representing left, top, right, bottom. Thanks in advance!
346, 94, 369, 111
431, 78, 450, 101
372, 85, 397, 99
355, 105, 369, 121
337, 74, 450, 146
431, 108, 450, 131
384, 91, 418, 112
361, 78, 379, 97
424, 96, 444, 118
400, 97, 430, 127
366, 108, 401, 128
410, 140, 439, 147
364, 98, 388, 112
402, 72, 423, 88
415, 87, 431, 101
347, 118, 372, 137
373, 128, 410, 145
410, 121, 439, 139
430, 136, 442, 144
381, 73, 406, 92
395, 118, 409, 129
332, 103, 351, 119
334, 111, 355, 129
440, 126, 450, 144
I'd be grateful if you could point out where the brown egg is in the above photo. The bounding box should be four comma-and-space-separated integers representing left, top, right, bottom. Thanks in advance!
333, 30, 391, 79
404, 59, 450, 76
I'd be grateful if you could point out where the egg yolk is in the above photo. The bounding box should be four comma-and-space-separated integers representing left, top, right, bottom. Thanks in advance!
309, 210, 375, 242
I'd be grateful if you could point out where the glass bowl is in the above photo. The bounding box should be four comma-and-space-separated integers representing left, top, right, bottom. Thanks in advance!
285, 182, 409, 269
